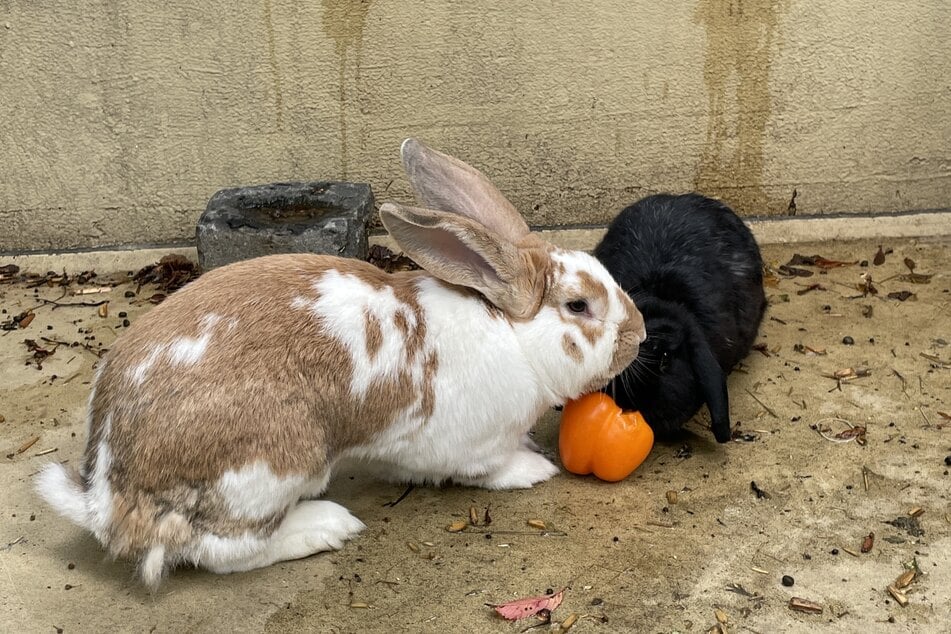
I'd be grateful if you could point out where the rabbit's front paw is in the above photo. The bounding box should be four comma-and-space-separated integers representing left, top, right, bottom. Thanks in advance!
475, 450, 559, 490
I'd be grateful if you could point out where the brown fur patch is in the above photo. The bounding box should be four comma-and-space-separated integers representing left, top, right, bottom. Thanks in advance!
364, 310, 383, 360
562, 333, 583, 363
84, 254, 437, 556
577, 270, 609, 306
418, 350, 439, 419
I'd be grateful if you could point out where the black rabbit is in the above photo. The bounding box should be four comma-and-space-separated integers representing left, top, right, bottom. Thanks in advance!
593, 193, 766, 443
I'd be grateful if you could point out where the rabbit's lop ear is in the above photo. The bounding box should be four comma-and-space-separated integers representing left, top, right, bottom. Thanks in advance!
688, 325, 732, 443
380, 202, 544, 319
399, 138, 531, 244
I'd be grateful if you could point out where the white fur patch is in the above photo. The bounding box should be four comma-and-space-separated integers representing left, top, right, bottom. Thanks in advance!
86, 414, 115, 541
127, 315, 225, 384
129, 347, 165, 386
167, 334, 210, 366
34, 463, 87, 527
191, 500, 364, 574
295, 271, 423, 401
216, 461, 306, 521
140, 545, 166, 589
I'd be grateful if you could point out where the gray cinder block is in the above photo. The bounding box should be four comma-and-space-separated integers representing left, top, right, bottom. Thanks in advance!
196, 181, 375, 270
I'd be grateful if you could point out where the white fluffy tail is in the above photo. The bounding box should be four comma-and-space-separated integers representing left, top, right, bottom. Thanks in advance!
35, 463, 89, 529
140, 545, 167, 590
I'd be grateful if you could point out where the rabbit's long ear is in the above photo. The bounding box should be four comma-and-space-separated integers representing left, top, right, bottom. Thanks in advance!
379, 202, 545, 319
399, 138, 531, 244
688, 325, 732, 443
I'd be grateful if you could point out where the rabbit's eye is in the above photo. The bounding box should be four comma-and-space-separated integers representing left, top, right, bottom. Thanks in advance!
566, 300, 589, 314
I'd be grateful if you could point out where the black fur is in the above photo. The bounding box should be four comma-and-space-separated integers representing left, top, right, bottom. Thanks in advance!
593, 194, 766, 443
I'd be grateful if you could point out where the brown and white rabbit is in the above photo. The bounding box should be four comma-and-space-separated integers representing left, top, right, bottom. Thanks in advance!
36, 139, 645, 588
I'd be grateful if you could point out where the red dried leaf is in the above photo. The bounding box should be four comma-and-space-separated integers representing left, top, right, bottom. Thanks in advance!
490, 589, 565, 621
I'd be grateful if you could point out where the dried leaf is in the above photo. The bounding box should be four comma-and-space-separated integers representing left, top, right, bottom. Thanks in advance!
885, 516, 924, 537
527, 519, 547, 530
778, 265, 813, 278
894, 569, 916, 589
750, 481, 770, 499
796, 283, 825, 296
857, 273, 878, 296
666, 490, 679, 505
18, 312, 35, 329
446, 520, 467, 532
887, 290, 916, 302
786, 254, 816, 266
762, 269, 781, 288
366, 245, 420, 273
98, 303, 109, 318
483, 506, 493, 526
813, 256, 857, 269
834, 426, 867, 445
788, 597, 823, 614
489, 589, 565, 621
830, 367, 871, 381
861, 532, 874, 553
16, 435, 40, 454
899, 272, 934, 284
873, 245, 886, 266
133, 254, 200, 292
560, 613, 579, 631
903, 257, 916, 272
469, 506, 479, 526
887, 585, 909, 607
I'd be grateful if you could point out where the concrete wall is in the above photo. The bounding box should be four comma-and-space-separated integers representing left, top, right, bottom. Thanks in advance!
1, 0, 949, 253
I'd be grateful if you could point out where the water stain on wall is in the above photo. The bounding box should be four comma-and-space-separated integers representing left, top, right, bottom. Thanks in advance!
321, 0, 373, 179
694, 0, 785, 214
262, 0, 285, 132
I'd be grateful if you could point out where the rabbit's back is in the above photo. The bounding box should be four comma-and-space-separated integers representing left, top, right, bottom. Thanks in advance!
595, 194, 764, 368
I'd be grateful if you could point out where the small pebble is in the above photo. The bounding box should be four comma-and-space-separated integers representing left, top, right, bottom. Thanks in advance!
831, 548, 839, 555
67, 563, 75, 570
782, 575, 795, 587
842, 336, 854, 345
124, 290, 135, 298
944, 455, 951, 466
123, 319, 130, 327
118, 311, 127, 318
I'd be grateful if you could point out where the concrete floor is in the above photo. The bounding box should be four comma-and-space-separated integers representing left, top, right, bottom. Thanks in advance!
1, 237, 949, 633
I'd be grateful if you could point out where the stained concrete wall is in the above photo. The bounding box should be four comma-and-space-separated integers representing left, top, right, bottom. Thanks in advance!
1, 0, 949, 253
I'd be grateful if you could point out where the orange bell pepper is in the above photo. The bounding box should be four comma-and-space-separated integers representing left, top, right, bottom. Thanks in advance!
558, 392, 654, 482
